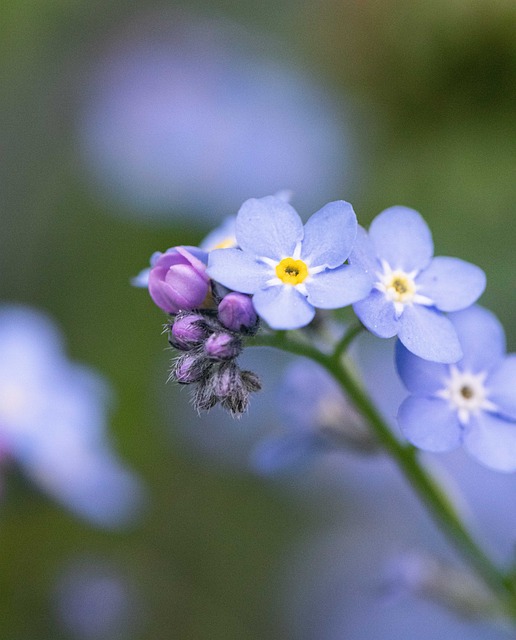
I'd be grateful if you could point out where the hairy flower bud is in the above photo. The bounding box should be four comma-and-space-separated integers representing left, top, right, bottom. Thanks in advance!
171, 352, 210, 384
148, 246, 210, 314
217, 292, 257, 333
204, 332, 242, 361
170, 312, 208, 350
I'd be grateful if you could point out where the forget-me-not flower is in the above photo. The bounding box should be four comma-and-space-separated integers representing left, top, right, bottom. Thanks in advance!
350, 206, 485, 363
207, 195, 373, 330
0, 304, 144, 527
396, 305, 516, 472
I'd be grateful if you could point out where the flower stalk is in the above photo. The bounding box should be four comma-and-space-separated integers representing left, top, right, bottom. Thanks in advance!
250, 329, 516, 615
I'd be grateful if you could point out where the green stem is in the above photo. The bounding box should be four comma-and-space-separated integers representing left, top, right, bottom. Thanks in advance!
250, 331, 516, 608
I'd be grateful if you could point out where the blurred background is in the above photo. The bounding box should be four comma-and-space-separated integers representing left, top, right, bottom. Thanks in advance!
2, 0, 516, 638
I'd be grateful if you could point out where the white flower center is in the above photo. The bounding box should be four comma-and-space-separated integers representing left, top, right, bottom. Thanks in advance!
375, 260, 433, 317
436, 365, 498, 425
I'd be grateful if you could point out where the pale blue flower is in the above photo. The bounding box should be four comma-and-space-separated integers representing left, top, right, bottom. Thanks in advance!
207, 196, 372, 329
396, 305, 516, 472
0, 305, 144, 527
350, 206, 486, 363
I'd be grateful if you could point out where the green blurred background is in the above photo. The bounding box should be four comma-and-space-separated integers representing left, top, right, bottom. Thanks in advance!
1, 0, 516, 638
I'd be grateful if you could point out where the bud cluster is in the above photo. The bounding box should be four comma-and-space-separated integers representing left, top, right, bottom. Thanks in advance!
167, 293, 261, 416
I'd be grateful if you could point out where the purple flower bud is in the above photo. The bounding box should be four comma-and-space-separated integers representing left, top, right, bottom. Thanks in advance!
211, 362, 241, 398
204, 332, 242, 360
170, 313, 207, 350
172, 353, 210, 384
217, 293, 257, 333
148, 246, 210, 314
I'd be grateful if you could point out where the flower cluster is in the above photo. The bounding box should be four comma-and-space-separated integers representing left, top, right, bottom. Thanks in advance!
133, 193, 516, 475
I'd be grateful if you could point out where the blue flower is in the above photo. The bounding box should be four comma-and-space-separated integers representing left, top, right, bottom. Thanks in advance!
251, 357, 374, 475
396, 305, 516, 472
199, 216, 237, 252
0, 305, 144, 527
350, 206, 485, 363
207, 196, 373, 329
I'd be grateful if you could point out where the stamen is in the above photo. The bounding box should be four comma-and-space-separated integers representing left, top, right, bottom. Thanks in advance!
275, 257, 309, 286
375, 261, 433, 317
436, 365, 498, 425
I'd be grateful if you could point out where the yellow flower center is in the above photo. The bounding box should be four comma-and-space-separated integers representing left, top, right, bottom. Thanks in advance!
275, 257, 309, 285
213, 236, 237, 250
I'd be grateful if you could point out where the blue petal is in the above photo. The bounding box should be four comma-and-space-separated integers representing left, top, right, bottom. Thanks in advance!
464, 413, 516, 472
348, 226, 380, 276
398, 396, 462, 452
305, 264, 372, 309
417, 257, 486, 312
130, 267, 151, 288
300, 200, 357, 268
398, 305, 462, 363
449, 306, 505, 372
207, 248, 271, 293
251, 432, 328, 476
486, 355, 516, 420
252, 285, 315, 329
395, 341, 449, 394
369, 206, 434, 272
235, 196, 303, 260
353, 289, 399, 338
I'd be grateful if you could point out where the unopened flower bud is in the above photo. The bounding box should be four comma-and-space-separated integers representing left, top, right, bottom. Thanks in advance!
170, 313, 207, 350
217, 293, 257, 333
172, 353, 210, 384
211, 362, 241, 398
193, 380, 218, 412
148, 246, 210, 314
204, 332, 242, 360
240, 370, 262, 393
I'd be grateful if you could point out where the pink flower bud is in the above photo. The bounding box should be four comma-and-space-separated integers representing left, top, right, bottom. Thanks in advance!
204, 332, 242, 360
217, 292, 257, 332
148, 246, 210, 314
170, 313, 207, 350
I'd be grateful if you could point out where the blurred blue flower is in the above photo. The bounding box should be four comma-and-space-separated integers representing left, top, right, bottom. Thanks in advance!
252, 357, 376, 475
0, 304, 143, 527
54, 556, 144, 640
350, 206, 485, 363
208, 195, 372, 329
396, 305, 516, 472
78, 13, 354, 222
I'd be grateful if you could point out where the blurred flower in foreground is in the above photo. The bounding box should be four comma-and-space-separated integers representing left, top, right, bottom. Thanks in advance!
252, 357, 377, 475
0, 304, 143, 527
54, 557, 144, 639
78, 12, 352, 221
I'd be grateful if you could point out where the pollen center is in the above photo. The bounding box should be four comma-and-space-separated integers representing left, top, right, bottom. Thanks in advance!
214, 236, 236, 250
436, 365, 497, 425
384, 273, 417, 303
275, 258, 309, 285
